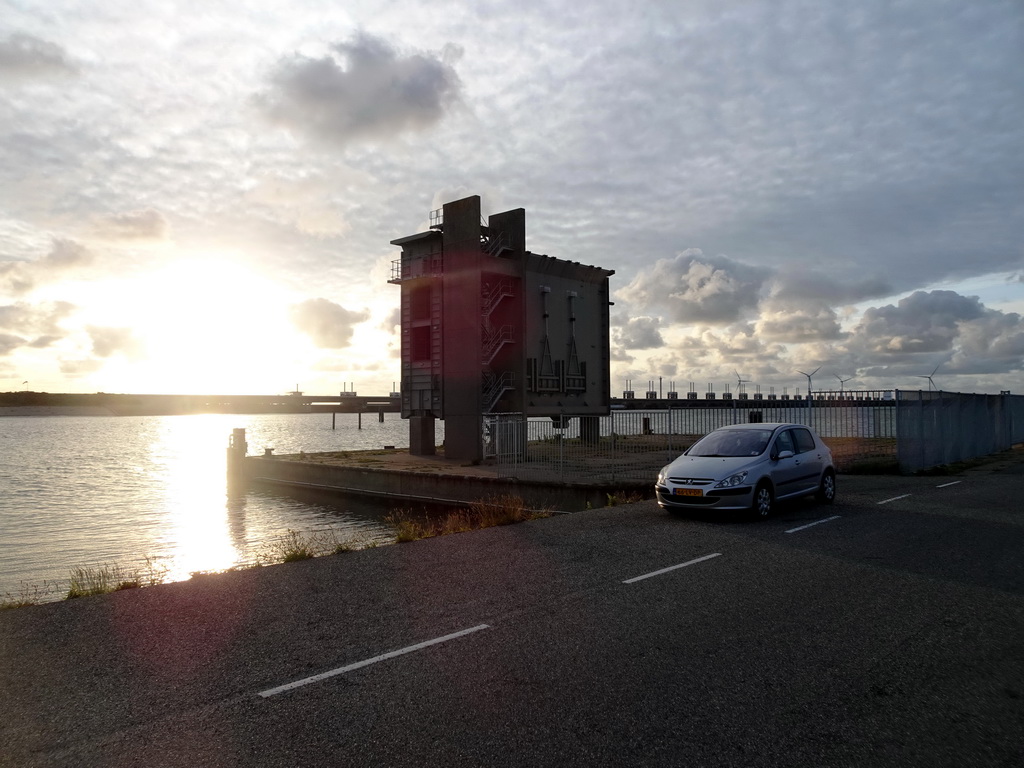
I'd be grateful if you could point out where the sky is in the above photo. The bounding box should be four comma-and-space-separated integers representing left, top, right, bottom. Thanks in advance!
1, 0, 1022, 398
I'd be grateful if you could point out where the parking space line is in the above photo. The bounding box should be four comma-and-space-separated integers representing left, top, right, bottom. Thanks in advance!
877, 494, 911, 505
623, 553, 721, 584
785, 515, 841, 534
257, 624, 490, 698
936, 481, 962, 488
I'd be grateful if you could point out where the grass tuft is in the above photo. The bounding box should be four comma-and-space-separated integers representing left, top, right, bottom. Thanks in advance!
386, 495, 551, 542
274, 530, 318, 562
1, 580, 55, 610
65, 557, 168, 600
260, 528, 374, 563
605, 490, 646, 507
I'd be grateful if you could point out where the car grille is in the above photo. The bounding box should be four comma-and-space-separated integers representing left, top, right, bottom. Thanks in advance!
666, 477, 714, 486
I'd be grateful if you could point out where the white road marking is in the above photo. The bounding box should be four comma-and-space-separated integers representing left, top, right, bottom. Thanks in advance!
785, 515, 841, 534
936, 481, 962, 488
623, 553, 721, 584
877, 494, 911, 505
258, 624, 490, 698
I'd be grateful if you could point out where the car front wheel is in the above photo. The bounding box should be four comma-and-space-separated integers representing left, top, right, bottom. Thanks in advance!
816, 469, 836, 504
752, 482, 774, 518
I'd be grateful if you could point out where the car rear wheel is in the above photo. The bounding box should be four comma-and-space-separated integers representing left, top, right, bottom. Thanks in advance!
816, 469, 836, 504
751, 482, 773, 518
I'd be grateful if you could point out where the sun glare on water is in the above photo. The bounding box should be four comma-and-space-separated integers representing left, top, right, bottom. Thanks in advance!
144, 414, 254, 580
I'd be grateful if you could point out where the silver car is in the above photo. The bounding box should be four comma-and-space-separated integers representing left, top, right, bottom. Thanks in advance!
655, 422, 836, 517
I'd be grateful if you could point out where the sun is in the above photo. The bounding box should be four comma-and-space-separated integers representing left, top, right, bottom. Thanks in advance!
86, 258, 317, 394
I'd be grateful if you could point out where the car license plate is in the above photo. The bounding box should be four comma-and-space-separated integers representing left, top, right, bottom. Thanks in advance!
674, 488, 702, 497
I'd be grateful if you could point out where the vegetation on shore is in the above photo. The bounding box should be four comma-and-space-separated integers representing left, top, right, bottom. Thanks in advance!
1, 493, 548, 609
0, 528, 379, 610
66, 558, 168, 599
386, 494, 552, 542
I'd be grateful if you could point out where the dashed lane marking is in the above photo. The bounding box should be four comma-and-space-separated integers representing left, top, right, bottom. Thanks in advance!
785, 515, 841, 534
936, 481, 962, 488
877, 494, 911, 505
623, 553, 721, 584
258, 624, 491, 698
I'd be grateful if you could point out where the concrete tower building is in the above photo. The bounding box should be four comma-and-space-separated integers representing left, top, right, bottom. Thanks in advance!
389, 195, 614, 461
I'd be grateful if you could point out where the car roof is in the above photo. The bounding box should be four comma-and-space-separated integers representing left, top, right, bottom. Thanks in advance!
715, 422, 809, 431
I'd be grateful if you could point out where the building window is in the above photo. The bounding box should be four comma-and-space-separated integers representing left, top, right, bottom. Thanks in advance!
410, 285, 431, 321
411, 325, 431, 362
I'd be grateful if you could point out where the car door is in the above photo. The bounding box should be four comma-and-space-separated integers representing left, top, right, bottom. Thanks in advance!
769, 429, 806, 498
791, 427, 823, 494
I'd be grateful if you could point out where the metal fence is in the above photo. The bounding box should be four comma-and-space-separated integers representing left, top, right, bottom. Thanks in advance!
485, 398, 898, 483
484, 391, 1024, 482
895, 390, 1024, 473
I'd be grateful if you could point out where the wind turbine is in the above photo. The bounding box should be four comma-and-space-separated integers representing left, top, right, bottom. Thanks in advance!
734, 370, 751, 396
915, 364, 940, 392
835, 374, 854, 394
797, 367, 820, 401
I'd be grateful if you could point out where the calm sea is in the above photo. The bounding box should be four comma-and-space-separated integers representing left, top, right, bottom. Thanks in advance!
0, 412, 441, 601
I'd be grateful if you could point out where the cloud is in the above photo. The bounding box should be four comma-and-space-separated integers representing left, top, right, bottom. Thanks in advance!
87, 326, 143, 359
91, 209, 169, 241
28, 335, 60, 349
950, 311, 1024, 375
0, 263, 33, 296
290, 298, 369, 348
612, 315, 665, 350
254, 33, 462, 146
0, 333, 24, 355
244, 176, 350, 237
768, 273, 892, 306
817, 289, 1024, 382
0, 301, 75, 353
0, 33, 77, 83
755, 301, 844, 343
851, 290, 985, 356
616, 250, 771, 325
39, 239, 92, 271
1, 239, 93, 295
58, 358, 103, 376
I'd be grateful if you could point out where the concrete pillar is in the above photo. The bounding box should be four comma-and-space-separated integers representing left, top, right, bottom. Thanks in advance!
227, 428, 247, 486
440, 195, 484, 463
409, 415, 436, 456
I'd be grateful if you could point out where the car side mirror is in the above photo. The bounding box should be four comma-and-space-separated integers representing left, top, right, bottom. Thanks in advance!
776, 450, 794, 460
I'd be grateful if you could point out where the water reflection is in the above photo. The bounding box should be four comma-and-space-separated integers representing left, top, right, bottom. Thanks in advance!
0, 412, 404, 599
150, 415, 245, 580
148, 414, 397, 580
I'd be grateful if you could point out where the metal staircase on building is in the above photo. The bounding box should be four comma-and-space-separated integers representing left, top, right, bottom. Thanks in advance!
480, 276, 516, 410
482, 326, 513, 365
482, 278, 514, 314
483, 371, 515, 413
481, 230, 512, 258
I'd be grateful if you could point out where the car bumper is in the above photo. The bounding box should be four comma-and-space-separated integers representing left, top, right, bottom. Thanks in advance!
655, 484, 754, 510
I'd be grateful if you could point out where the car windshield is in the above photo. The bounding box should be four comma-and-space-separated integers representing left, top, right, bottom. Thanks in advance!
687, 428, 773, 457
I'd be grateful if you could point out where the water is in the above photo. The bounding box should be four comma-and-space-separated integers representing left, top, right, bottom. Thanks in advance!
0, 412, 441, 601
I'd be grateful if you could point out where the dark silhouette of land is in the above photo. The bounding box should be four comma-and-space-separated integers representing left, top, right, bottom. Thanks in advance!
0, 391, 399, 415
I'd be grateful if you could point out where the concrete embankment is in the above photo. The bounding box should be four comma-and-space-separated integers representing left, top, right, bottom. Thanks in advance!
240, 451, 649, 512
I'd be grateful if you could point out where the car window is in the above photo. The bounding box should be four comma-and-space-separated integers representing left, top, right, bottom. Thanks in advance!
688, 429, 773, 457
774, 430, 795, 455
793, 428, 817, 454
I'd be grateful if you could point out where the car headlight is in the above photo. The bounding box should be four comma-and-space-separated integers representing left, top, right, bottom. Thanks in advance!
713, 471, 748, 489
656, 466, 668, 485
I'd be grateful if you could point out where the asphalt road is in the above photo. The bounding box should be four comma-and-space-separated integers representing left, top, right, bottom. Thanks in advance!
2, 458, 1023, 767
